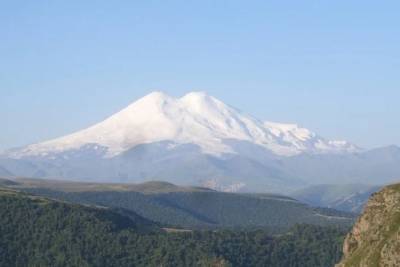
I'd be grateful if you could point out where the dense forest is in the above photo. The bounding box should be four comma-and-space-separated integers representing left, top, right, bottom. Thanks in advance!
0, 187, 346, 267
22, 186, 354, 232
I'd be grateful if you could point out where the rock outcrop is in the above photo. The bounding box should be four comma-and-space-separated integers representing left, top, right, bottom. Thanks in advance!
336, 184, 400, 267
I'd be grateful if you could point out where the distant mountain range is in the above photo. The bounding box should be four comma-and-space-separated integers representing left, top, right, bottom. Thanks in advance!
1, 92, 399, 193
291, 184, 382, 213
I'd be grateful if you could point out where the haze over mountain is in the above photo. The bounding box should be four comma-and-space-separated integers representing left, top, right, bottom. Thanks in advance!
291, 184, 382, 213
1, 92, 399, 193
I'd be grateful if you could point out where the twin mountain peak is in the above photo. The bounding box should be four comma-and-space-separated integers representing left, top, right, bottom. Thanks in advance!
9, 91, 360, 159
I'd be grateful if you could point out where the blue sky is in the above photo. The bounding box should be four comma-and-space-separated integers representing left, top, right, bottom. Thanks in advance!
1, 1, 399, 151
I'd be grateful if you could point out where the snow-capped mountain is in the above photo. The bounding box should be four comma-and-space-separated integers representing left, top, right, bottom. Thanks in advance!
8, 91, 359, 159
4, 91, 400, 193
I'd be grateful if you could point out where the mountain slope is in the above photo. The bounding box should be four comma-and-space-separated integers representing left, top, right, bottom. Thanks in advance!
0, 187, 226, 266
8, 178, 355, 231
2, 143, 400, 193
282, 146, 400, 185
336, 183, 400, 267
0, 166, 12, 177
291, 184, 382, 213
0, 186, 347, 267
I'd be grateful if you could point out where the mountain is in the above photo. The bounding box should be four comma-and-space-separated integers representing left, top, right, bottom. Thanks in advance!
7, 91, 358, 159
336, 183, 400, 267
0, 186, 346, 267
291, 184, 382, 213
282, 146, 400, 185
1, 91, 400, 193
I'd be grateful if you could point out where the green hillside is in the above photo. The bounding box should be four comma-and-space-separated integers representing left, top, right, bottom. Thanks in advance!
12, 178, 355, 231
0, 187, 346, 267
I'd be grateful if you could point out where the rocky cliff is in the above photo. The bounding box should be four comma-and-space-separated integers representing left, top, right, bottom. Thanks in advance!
336, 183, 400, 267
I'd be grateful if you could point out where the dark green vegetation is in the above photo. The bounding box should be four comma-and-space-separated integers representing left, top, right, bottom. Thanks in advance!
11, 178, 355, 231
0, 188, 212, 266
0, 187, 346, 267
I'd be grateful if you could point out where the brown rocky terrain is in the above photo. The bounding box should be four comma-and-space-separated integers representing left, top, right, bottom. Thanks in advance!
336, 183, 400, 267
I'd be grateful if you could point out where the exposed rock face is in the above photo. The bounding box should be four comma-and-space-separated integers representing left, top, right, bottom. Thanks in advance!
336, 184, 400, 267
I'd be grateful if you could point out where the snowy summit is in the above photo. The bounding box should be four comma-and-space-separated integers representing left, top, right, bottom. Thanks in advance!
9, 91, 360, 159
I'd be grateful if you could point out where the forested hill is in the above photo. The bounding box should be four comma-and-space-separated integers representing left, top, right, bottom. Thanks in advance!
7, 178, 355, 231
0, 186, 347, 267
0, 187, 220, 266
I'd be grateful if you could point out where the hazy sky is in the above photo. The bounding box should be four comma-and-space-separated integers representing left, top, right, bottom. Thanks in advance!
1, 1, 399, 151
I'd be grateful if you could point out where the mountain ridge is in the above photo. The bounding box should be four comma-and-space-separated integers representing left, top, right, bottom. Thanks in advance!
291, 184, 382, 213
6, 91, 360, 159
